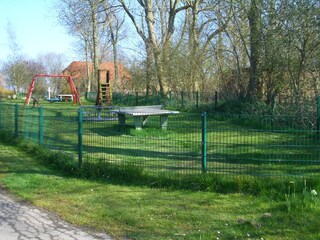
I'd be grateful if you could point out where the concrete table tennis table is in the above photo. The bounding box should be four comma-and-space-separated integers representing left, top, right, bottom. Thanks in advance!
110, 105, 179, 130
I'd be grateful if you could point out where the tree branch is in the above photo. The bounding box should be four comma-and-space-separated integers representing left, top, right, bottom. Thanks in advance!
119, 0, 147, 42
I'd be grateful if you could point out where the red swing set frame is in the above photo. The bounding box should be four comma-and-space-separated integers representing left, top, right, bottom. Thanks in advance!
24, 74, 82, 106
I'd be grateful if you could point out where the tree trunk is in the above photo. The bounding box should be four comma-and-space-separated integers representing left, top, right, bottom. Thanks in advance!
110, 24, 119, 90
144, 0, 167, 97
145, 40, 153, 98
85, 39, 91, 92
112, 42, 119, 88
90, 3, 100, 105
189, 0, 199, 92
153, 48, 166, 96
247, 0, 262, 100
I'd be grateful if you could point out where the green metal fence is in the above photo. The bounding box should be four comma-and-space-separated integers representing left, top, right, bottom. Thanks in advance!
0, 103, 78, 156
79, 107, 320, 178
0, 103, 16, 136
86, 90, 319, 117
86, 91, 217, 109
0, 102, 319, 179
206, 114, 320, 177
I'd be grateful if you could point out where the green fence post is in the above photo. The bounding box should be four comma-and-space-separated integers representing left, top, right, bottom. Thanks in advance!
144, 91, 147, 104
78, 107, 83, 168
135, 92, 139, 105
317, 96, 320, 133
0, 102, 2, 130
215, 91, 218, 109
271, 94, 276, 114
39, 106, 43, 144
181, 91, 184, 108
202, 111, 207, 173
158, 91, 162, 105
196, 91, 199, 109
0, 102, 3, 130
0, 102, 4, 131
15, 104, 19, 138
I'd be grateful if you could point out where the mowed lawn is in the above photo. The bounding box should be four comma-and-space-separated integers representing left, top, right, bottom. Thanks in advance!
0, 143, 320, 239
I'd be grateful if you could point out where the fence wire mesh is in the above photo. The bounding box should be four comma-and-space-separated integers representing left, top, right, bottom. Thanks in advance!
0, 102, 319, 179
206, 114, 320, 177
81, 107, 202, 177
20, 107, 39, 143
0, 103, 15, 136
86, 90, 319, 115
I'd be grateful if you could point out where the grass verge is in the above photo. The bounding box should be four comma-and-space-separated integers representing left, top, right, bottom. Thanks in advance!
0, 136, 320, 239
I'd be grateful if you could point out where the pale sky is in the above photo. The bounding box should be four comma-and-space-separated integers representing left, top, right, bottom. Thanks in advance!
0, 0, 77, 65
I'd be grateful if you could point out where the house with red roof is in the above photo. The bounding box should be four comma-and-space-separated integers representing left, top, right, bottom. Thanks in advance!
62, 61, 131, 93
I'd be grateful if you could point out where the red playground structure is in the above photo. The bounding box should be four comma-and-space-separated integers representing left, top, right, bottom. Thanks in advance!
24, 74, 82, 106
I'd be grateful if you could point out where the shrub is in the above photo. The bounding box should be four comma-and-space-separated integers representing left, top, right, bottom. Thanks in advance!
217, 99, 271, 115
0, 87, 15, 99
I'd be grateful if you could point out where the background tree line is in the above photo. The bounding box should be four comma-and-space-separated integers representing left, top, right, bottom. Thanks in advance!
57, 0, 319, 104
1, 0, 319, 110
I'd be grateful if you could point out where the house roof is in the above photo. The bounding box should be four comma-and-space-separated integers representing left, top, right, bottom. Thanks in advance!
63, 61, 131, 80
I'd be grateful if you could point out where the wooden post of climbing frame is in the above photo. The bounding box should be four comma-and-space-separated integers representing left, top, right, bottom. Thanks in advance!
106, 71, 112, 106
96, 69, 102, 106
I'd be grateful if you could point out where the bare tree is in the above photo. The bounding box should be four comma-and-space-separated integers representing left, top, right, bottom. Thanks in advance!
185, 0, 232, 92
280, 0, 320, 102
3, 59, 45, 94
119, 0, 190, 97
3, 21, 25, 93
246, 0, 263, 100
37, 52, 66, 74
57, 0, 94, 91
57, 0, 112, 94
37, 52, 66, 95
98, 1, 126, 90
0, 73, 5, 89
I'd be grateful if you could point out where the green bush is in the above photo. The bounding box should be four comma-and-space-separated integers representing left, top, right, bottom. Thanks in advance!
216, 99, 271, 115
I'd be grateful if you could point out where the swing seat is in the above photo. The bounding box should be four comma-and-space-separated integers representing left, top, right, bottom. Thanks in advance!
46, 97, 62, 103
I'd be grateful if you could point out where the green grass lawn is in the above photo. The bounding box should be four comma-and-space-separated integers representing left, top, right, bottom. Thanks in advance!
1, 142, 320, 239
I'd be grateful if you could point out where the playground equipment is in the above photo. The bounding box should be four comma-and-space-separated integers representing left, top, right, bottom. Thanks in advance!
24, 74, 82, 106
45, 87, 61, 103
96, 70, 112, 106
46, 97, 62, 103
45, 87, 59, 102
